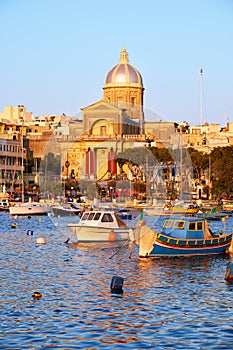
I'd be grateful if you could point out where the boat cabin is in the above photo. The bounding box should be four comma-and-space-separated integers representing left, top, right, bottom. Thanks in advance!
80, 210, 128, 228
161, 217, 212, 239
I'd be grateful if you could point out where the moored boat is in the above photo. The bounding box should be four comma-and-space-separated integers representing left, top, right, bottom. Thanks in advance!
51, 203, 82, 217
0, 200, 10, 211
9, 202, 51, 216
67, 210, 134, 242
135, 215, 233, 258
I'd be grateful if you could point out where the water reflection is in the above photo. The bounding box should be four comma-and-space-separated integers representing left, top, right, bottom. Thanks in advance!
1, 213, 233, 348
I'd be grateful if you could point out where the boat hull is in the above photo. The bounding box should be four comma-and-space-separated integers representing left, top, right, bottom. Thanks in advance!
51, 206, 81, 217
67, 224, 130, 242
9, 203, 51, 216
142, 232, 232, 257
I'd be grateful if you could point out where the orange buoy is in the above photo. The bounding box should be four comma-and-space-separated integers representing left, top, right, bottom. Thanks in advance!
109, 231, 117, 241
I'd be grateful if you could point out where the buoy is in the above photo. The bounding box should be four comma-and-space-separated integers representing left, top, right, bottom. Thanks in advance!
27, 230, 33, 236
54, 222, 58, 227
225, 262, 233, 282
36, 237, 46, 244
38, 218, 42, 222
11, 223, 17, 229
110, 275, 124, 294
109, 231, 117, 241
32, 291, 42, 299
14, 215, 18, 219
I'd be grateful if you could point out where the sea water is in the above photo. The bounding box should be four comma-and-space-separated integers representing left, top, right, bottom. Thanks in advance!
1, 212, 233, 349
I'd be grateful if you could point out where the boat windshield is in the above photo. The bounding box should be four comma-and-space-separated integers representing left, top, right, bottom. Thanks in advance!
87, 212, 95, 220
101, 213, 114, 222
81, 212, 89, 220
93, 213, 101, 220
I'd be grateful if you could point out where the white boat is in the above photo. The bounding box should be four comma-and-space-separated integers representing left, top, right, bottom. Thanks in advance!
0, 200, 10, 211
51, 203, 82, 217
67, 210, 134, 242
9, 202, 51, 216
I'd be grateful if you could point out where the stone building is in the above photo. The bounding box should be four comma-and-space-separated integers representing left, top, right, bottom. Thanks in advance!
63, 48, 146, 182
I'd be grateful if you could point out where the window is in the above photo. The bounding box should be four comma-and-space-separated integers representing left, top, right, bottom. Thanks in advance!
197, 222, 203, 230
81, 212, 89, 221
100, 126, 106, 136
174, 221, 185, 229
131, 97, 136, 105
87, 212, 95, 220
94, 213, 101, 220
188, 222, 196, 231
163, 220, 172, 228
101, 213, 114, 222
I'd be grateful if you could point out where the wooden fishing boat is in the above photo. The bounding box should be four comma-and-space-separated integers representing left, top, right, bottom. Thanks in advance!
67, 210, 134, 242
196, 205, 227, 220
135, 216, 233, 258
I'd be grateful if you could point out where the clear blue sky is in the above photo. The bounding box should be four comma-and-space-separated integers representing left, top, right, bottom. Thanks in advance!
0, 0, 232, 126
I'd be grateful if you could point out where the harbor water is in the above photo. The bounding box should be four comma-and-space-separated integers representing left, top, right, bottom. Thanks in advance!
1, 212, 233, 349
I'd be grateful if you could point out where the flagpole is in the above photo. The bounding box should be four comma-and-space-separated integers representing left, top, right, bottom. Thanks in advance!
200, 68, 203, 126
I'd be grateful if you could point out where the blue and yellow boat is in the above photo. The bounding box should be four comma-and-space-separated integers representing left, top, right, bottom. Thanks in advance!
136, 216, 233, 258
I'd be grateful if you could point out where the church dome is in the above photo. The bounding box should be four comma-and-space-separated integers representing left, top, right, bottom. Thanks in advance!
104, 48, 143, 87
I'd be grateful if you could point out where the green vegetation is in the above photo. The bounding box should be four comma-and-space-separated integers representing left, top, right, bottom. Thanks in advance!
116, 146, 233, 200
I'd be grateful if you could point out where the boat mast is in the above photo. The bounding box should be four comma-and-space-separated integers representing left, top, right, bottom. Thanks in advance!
200, 68, 203, 126
21, 118, 24, 203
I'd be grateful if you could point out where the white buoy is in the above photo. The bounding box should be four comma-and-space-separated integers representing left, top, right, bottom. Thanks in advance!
36, 237, 46, 244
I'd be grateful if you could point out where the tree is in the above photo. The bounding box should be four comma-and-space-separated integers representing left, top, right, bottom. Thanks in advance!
210, 146, 233, 199
188, 148, 209, 180
40, 153, 61, 175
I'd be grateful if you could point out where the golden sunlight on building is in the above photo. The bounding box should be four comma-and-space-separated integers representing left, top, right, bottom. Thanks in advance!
64, 48, 146, 181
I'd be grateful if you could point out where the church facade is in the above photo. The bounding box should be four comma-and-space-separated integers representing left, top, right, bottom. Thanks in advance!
64, 48, 147, 182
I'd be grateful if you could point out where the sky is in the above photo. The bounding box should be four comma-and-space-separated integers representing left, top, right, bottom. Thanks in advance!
0, 0, 233, 126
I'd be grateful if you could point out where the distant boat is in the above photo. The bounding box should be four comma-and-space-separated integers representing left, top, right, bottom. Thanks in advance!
135, 215, 233, 258
168, 201, 200, 215
0, 200, 10, 211
9, 202, 51, 216
117, 208, 139, 220
67, 210, 134, 242
51, 203, 82, 217
197, 207, 227, 221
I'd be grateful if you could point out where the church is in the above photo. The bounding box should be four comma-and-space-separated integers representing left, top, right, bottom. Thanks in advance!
64, 48, 149, 182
